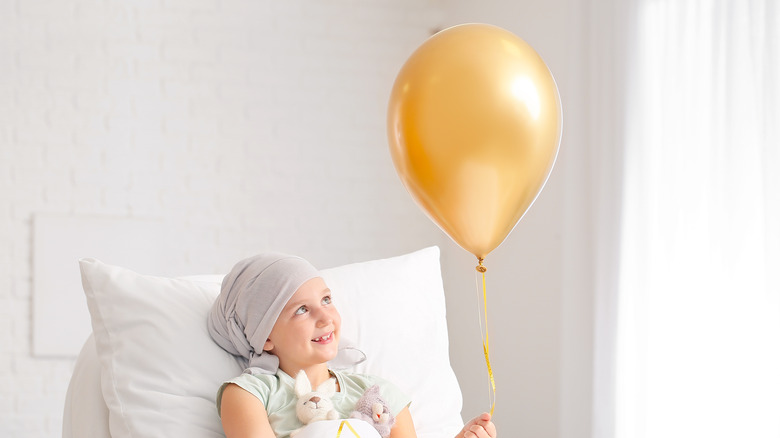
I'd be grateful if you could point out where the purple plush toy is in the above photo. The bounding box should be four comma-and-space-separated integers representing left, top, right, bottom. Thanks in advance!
350, 385, 395, 438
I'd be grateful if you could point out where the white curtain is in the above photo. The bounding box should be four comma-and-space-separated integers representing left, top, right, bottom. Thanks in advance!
615, 1, 780, 437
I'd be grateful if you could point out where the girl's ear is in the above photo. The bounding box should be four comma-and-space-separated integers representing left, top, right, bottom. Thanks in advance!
263, 339, 274, 352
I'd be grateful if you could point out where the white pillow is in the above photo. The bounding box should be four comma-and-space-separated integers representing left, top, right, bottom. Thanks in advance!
80, 246, 463, 438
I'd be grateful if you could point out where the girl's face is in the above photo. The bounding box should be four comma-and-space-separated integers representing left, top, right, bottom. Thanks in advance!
263, 277, 341, 375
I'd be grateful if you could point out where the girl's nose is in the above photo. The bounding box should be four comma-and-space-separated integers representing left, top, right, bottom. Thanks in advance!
314, 310, 333, 327
316, 316, 332, 327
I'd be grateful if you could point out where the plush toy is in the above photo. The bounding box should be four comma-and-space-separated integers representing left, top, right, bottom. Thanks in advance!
350, 385, 395, 438
290, 370, 340, 437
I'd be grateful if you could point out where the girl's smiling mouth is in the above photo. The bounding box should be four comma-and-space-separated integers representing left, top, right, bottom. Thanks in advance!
312, 332, 334, 344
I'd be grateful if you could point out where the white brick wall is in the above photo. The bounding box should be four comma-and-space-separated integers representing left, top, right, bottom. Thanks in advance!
1, 1, 445, 436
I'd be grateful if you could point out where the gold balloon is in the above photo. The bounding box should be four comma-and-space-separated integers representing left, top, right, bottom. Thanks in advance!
387, 23, 562, 259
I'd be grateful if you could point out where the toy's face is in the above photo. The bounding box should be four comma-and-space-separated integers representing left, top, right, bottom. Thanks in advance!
297, 395, 335, 422
264, 277, 341, 374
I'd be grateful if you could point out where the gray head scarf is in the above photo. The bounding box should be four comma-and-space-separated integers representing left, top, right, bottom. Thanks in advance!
208, 253, 365, 375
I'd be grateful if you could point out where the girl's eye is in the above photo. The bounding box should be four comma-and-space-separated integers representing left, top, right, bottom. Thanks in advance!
294, 306, 308, 315
322, 296, 332, 305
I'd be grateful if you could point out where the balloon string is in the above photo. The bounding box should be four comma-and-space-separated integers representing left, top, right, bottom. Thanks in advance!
476, 259, 496, 417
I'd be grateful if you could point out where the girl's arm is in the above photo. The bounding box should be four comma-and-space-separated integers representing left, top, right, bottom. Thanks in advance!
389, 407, 418, 438
220, 383, 276, 438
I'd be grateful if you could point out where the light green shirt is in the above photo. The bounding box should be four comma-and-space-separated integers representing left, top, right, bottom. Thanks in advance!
216, 369, 411, 438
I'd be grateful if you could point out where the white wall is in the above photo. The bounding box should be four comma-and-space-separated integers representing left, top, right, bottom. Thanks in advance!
1, 1, 596, 437
0, 1, 443, 435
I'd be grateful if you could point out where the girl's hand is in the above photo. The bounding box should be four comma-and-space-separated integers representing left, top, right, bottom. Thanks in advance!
459, 413, 497, 438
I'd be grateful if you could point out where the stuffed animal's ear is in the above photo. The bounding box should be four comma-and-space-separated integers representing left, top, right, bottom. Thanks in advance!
365, 385, 381, 398
294, 370, 311, 397
316, 377, 337, 397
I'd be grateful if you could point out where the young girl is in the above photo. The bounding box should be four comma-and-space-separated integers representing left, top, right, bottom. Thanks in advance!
208, 253, 498, 438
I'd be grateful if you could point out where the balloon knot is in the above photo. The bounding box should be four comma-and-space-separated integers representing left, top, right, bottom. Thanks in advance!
476, 258, 487, 273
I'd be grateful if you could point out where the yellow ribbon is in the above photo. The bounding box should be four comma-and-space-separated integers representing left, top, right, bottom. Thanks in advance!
335, 420, 360, 438
477, 259, 496, 417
